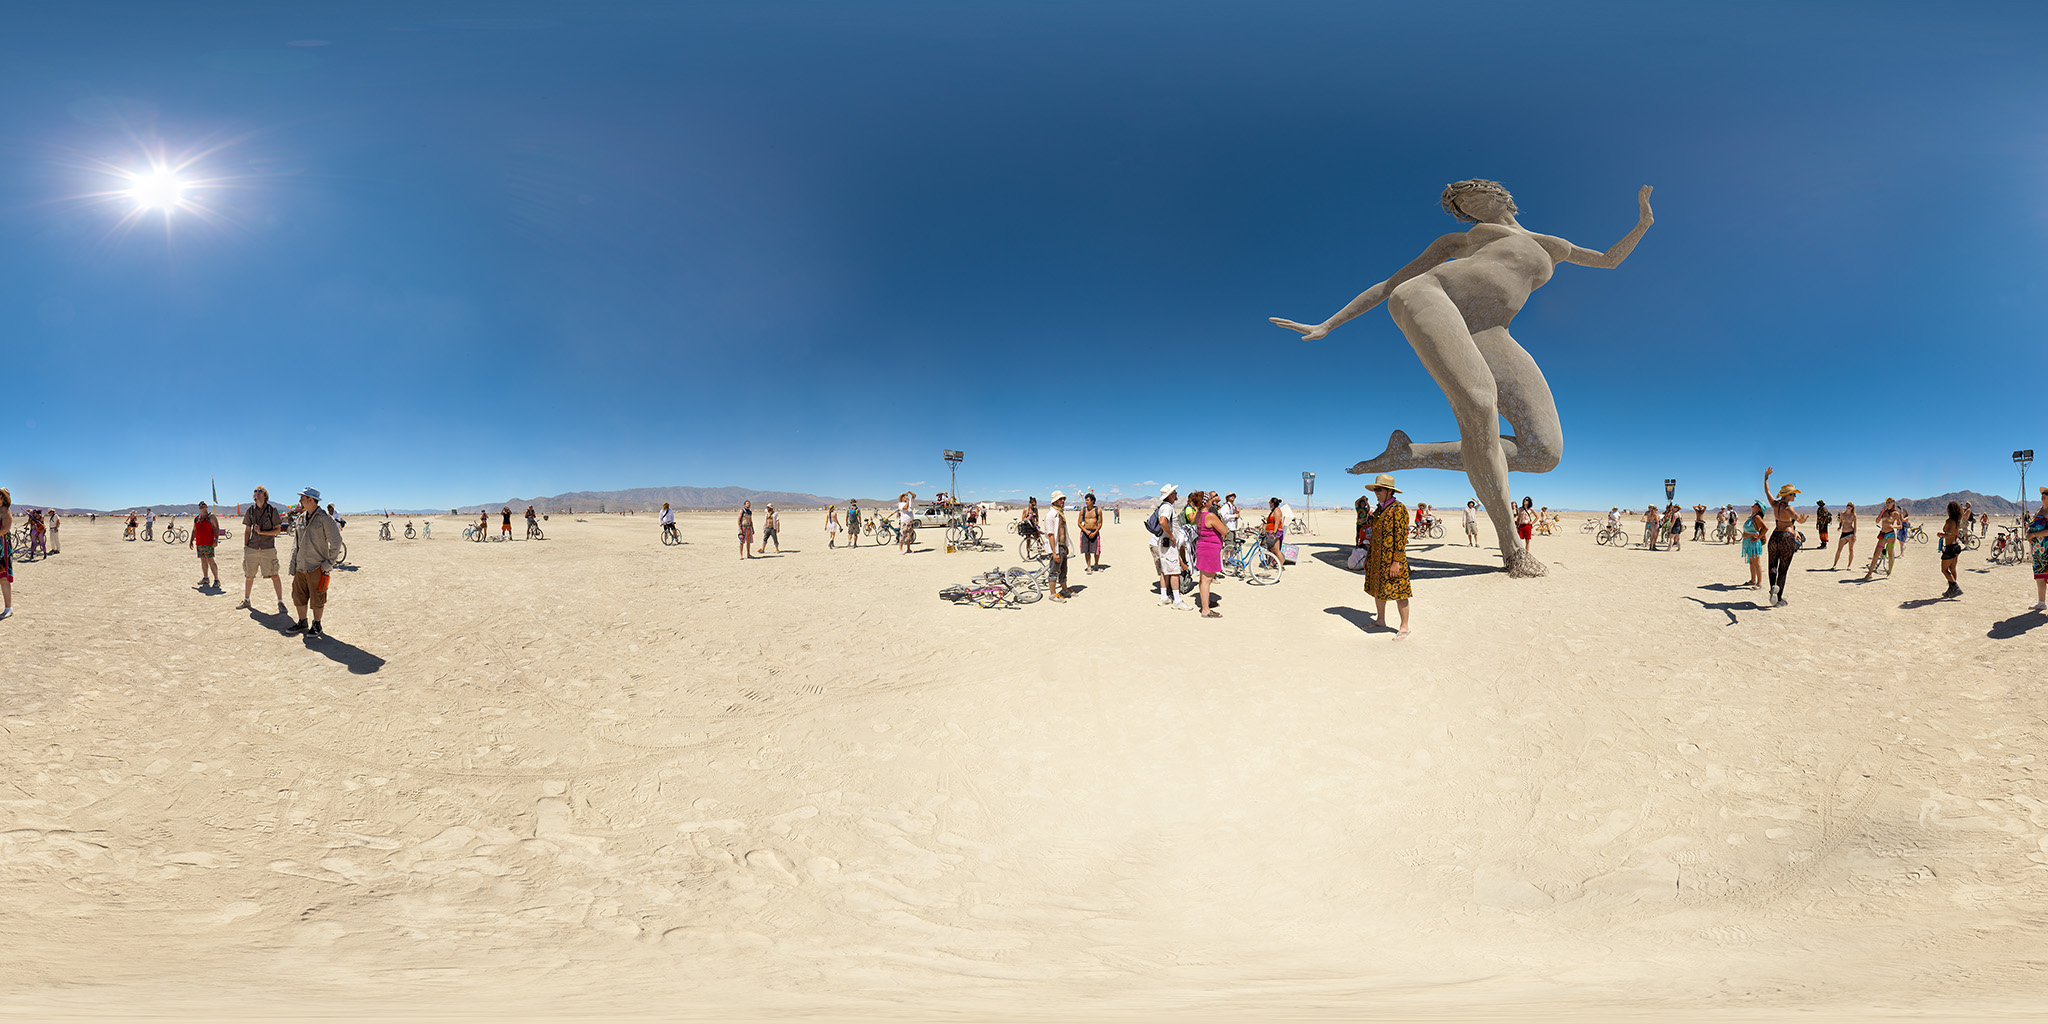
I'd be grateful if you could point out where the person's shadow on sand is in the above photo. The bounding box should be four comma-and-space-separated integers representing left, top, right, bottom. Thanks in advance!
1988, 613, 2047, 640
1323, 606, 1390, 633
249, 606, 299, 635
1898, 596, 1952, 610
303, 632, 386, 674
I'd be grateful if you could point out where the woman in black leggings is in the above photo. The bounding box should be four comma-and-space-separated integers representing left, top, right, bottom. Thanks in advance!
1762, 467, 1808, 608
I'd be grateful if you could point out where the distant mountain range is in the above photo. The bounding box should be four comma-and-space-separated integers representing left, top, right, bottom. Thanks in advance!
20, 487, 2038, 518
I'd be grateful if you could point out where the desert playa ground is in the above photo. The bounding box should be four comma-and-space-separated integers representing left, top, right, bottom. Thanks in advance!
3, 510, 2046, 1021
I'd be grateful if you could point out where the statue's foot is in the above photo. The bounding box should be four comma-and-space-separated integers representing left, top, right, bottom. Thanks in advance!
1347, 430, 1416, 475
1505, 547, 1546, 578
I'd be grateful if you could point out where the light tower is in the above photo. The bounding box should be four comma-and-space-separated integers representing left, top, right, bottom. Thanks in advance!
943, 450, 964, 506
2017, 449, 2035, 522
1302, 471, 1315, 528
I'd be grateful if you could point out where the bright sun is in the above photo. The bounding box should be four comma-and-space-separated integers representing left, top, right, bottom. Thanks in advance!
125, 168, 187, 209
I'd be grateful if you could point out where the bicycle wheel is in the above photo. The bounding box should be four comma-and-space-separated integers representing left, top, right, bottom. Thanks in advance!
1247, 546, 1281, 584
1012, 587, 1042, 605
404, 525, 416, 539
529, 526, 545, 541
1429, 522, 1444, 539
974, 584, 1011, 609
661, 529, 680, 546
962, 525, 982, 545
333, 539, 348, 564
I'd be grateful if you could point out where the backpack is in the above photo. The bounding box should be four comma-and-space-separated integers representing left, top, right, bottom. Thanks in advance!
1144, 506, 1163, 536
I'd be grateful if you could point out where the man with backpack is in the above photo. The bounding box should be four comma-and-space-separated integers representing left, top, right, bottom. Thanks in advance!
1148, 484, 1187, 609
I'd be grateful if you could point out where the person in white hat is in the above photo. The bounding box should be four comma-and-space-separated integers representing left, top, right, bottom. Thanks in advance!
286, 486, 343, 636
1150, 485, 1186, 608
1046, 492, 1071, 598
1361, 474, 1411, 638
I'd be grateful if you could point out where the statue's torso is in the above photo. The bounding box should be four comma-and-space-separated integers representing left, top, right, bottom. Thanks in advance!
1423, 224, 1566, 327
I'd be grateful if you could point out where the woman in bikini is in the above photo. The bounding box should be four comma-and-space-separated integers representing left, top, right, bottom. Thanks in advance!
1761, 467, 1807, 608
1864, 499, 1899, 580
1939, 501, 1964, 598
1831, 502, 1858, 570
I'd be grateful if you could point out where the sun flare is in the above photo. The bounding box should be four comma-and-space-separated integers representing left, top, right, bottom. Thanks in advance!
125, 168, 187, 210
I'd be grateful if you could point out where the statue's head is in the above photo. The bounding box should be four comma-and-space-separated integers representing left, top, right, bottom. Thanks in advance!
1441, 179, 1516, 223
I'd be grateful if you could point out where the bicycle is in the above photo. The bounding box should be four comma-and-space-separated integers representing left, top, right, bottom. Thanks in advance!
946, 521, 985, 546
1409, 519, 1444, 541
404, 521, 417, 539
141, 523, 154, 542
873, 519, 898, 546
661, 522, 684, 546
980, 565, 1050, 602
1017, 531, 1047, 563
1596, 524, 1630, 547
526, 519, 546, 541
161, 523, 190, 545
465, 525, 486, 542
1989, 526, 2026, 566
379, 521, 394, 541
1581, 519, 1599, 533
1288, 515, 1312, 536
1909, 524, 1929, 545
1221, 534, 1283, 584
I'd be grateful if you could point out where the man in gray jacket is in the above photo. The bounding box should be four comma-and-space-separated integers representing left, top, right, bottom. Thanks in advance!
288, 486, 343, 636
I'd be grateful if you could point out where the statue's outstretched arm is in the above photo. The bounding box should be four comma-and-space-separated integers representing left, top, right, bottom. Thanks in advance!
1561, 186, 1655, 269
1270, 233, 1464, 340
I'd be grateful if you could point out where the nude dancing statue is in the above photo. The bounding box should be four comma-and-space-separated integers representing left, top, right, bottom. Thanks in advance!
1271, 180, 1654, 577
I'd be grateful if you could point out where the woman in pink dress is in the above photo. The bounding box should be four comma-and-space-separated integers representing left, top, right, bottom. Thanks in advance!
1193, 492, 1227, 618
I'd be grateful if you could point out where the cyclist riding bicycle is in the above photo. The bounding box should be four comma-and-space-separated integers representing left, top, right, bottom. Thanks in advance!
659, 502, 679, 541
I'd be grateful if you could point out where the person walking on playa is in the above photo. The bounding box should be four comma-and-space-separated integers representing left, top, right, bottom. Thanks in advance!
1938, 500, 1964, 598
756, 504, 781, 554
143, 508, 156, 542
239, 486, 288, 612
1960, 501, 1974, 543
737, 501, 754, 559
1813, 501, 1831, 550
1363, 475, 1412, 638
1640, 505, 1659, 550
1046, 492, 1072, 598
1832, 502, 1859, 569
0, 488, 14, 621
189, 501, 223, 589
1665, 504, 1683, 552
26, 509, 46, 559
1194, 491, 1227, 617
1761, 468, 1807, 608
2028, 488, 2048, 611
500, 506, 513, 541
846, 499, 861, 548
825, 505, 840, 548
897, 491, 916, 554
286, 487, 342, 636
45, 510, 58, 555
1262, 496, 1286, 566
1079, 493, 1104, 573
1462, 500, 1481, 546
1692, 504, 1707, 541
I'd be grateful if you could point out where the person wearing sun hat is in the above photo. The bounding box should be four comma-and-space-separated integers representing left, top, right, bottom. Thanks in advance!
2028, 486, 2048, 611
286, 486, 343, 636
1761, 467, 1808, 608
1362, 474, 1412, 638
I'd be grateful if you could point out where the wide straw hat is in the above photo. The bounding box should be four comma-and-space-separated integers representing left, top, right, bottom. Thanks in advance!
1049, 490, 1066, 503
1776, 484, 1800, 501
1370, 474, 1401, 494
1159, 483, 1177, 496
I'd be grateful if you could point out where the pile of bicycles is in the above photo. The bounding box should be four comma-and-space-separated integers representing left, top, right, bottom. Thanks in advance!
940, 565, 1055, 608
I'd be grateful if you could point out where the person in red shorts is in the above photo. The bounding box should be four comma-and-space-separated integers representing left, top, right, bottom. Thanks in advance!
189, 500, 224, 589
1514, 497, 1536, 552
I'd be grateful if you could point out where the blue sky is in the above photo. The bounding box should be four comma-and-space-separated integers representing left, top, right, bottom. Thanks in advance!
6, 1, 2045, 512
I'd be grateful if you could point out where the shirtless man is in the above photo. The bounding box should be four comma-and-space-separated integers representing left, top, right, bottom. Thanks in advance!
1079, 492, 1105, 573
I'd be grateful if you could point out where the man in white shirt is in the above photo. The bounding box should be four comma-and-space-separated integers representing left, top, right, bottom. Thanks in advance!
1222, 493, 1240, 534
1151, 484, 1187, 609
1464, 501, 1481, 546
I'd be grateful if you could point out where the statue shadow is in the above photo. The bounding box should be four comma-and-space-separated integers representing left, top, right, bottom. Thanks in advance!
303, 633, 386, 674
1682, 595, 1755, 625
1989, 613, 2046, 640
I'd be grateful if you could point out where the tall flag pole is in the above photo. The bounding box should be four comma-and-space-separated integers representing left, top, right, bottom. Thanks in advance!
211, 477, 219, 506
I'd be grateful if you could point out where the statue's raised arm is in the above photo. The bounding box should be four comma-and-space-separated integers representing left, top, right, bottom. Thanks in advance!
1265, 178, 1656, 578
1560, 186, 1654, 269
